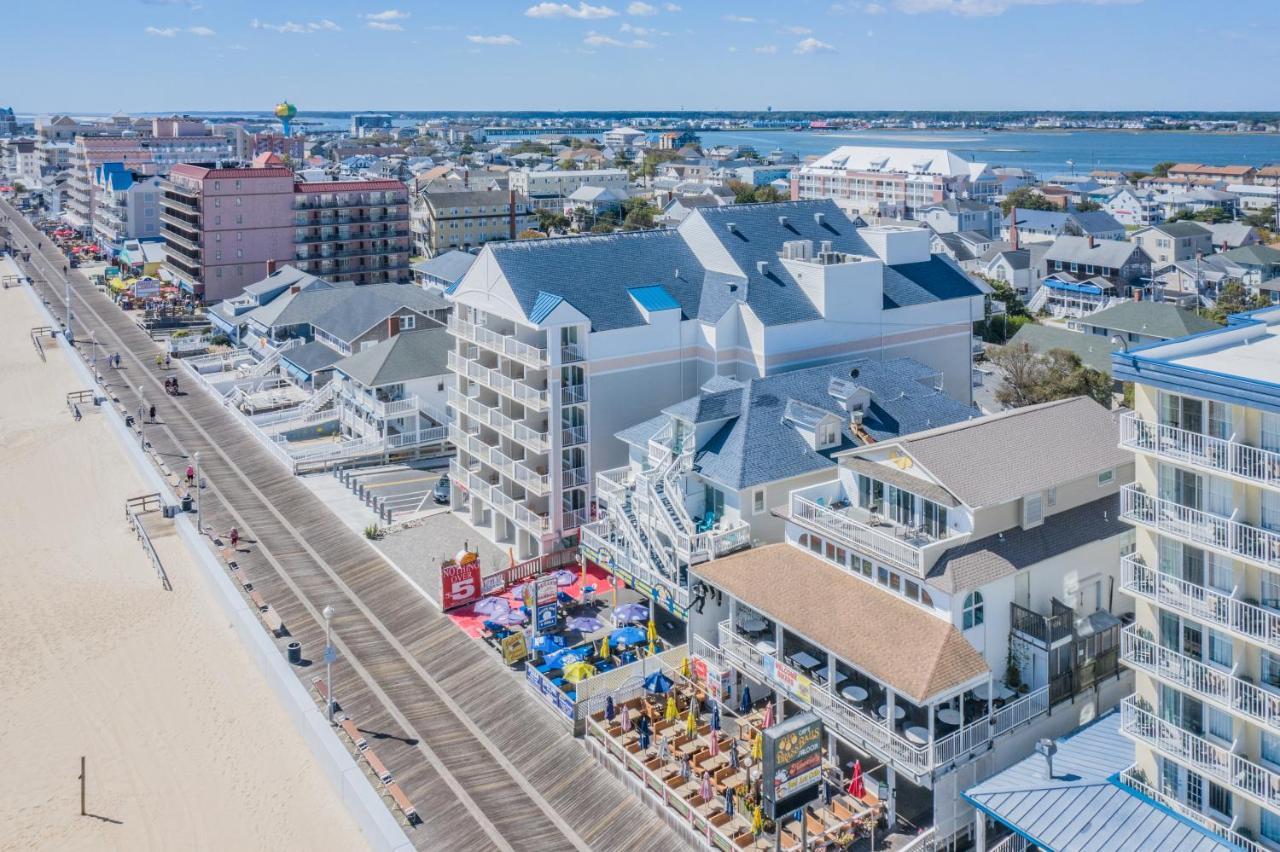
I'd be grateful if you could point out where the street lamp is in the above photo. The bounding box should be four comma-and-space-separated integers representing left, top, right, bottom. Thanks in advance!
138, 397, 146, 450
322, 605, 336, 723
192, 451, 201, 534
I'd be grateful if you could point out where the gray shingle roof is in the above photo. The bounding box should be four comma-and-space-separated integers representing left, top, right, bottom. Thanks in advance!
867, 397, 1129, 509
309, 284, 448, 342
1082, 300, 1219, 340
412, 249, 476, 288
1148, 221, 1212, 238
928, 494, 1122, 593
331, 326, 452, 388
629, 357, 978, 491
1044, 235, 1145, 270
1005, 323, 1123, 374
281, 340, 344, 373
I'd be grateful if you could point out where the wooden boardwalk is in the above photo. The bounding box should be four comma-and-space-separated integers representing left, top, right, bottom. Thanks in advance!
4, 201, 690, 852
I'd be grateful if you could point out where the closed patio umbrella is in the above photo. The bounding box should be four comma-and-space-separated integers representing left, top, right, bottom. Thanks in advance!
762, 700, 775, 728
647, 617, 657, 644
711, 704, 721, 732
664, 695, 678, 722
680, 656, 691, 678
724, 787, 735, 818
709, 733, 720, 757
621, 704, 632, 732
474, 596, 510, 615
751, 805, 763, 836
598, 635, 611, 659
848, 759, 866, 799
605, 696, 615, 722
700, 771, 713, 803
751, 731, 763, 761
739, 686, 752, 714
685, 705, 697, 738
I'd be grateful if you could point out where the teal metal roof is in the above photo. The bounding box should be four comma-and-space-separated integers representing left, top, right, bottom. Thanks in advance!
628, 285, 681, 313
528, 291, 564, 324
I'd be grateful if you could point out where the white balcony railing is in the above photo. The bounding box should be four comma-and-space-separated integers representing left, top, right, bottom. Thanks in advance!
561, 507, 591, 531
447, 316, 547, 369
452, 460, 551, 534
594, 467, 633, 508
1121, 625, 1280, 731
561, 425, 588, 447
790, 495, 925, 577
1120, 412, 1280, 492
581, 521, 690, 611
1121, 696, 1280, 811
1121, 554, 1280, 650
448, 350, 550, 411
449, 388, 550, 453
1120, 765, 1263, 852
1120, 484, 1280, 571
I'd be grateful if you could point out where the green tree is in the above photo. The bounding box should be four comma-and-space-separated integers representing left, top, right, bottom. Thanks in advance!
534, 209, 570, 234
1192, 206, 1232, 224
1244, 206, 1276, 229
752, 185, 786, 203
988, 344, 1113, 409
620, 197, 656, 230
1151, 161, 1176, 177
1000, 186, 1055, 216
1074, 199, 1102, 212
1210, 281, 1269, 324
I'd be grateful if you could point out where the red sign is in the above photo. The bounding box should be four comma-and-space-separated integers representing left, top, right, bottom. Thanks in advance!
441, 558, 481, 610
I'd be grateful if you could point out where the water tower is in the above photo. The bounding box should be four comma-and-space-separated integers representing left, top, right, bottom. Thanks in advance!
274, 100, 297, 137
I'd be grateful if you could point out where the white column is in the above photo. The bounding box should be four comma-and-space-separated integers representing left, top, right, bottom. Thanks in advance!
886, 689, 896, 732
827, 654, 836, 695
927, 703, 935, 746
885, 767, 897, 827
975, 811, 987, 852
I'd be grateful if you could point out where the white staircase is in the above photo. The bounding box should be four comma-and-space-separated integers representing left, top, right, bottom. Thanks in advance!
1026, 286, 1050, 314
243, 337, 301, 379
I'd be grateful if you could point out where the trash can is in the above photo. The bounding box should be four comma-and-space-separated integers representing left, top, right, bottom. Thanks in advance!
181, 494, 193, 512
287, 642, 302, 665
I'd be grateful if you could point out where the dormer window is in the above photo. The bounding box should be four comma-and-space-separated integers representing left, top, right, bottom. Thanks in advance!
818, 421, 839, 449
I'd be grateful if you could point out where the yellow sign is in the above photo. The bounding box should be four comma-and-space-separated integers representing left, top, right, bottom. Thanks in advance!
501, 632, 528, 665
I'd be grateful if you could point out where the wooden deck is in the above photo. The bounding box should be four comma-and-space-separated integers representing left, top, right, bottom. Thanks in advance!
5, 200, 691, 852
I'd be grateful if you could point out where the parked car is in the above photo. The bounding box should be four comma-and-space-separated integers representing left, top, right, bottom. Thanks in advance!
432, 473, 450, 504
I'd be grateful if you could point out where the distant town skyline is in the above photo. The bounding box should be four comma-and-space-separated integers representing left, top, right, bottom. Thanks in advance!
6, 0, 1278, 113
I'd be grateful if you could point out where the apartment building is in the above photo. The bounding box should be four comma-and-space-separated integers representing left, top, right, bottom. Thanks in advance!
63, 136, 150, 229
412, 188, 533, 257
508, 167, 629, 202
445, 199, 987, 560
794, 146, 997, 218
1, 139, 40, 185
582, 357, 978, 620
90, 163, 163, 248
161, 158, 410, 302
688, 397, 1134, 845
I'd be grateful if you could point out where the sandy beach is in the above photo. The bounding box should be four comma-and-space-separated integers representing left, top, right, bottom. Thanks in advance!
0, 271, 368, 850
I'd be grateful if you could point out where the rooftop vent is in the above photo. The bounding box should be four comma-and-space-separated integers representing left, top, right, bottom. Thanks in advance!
782, 239, 813, 261
814, 212, 826, 226
726, 222, 737, 234
778, 215, 789, 227
820, 240, 832, 253
756, 260, 769, 275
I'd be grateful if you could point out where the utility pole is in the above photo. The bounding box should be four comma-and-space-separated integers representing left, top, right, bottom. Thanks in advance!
138, 398, 146, 450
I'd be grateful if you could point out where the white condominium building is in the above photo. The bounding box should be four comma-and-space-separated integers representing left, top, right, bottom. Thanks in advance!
445, 199, 988, 560
795, 146, 998, 218
1114, 306, 1280, 851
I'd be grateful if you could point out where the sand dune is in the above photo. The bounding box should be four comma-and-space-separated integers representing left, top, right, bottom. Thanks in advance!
0, 267, 368, 851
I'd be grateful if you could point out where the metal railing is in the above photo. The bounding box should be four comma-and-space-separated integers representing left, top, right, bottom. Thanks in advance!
1120, 696, 1280, 811
1121, 625, 1280, 731
1120, 484, 1280, 570
791, 495, 925, 577
1010, 600, 1075, 646
1121, 554, 1280, 650
449, 388, 550, 453
594, 466, 633, 508
447, 316, 547, 368
560, 342, 584, 364
581, 521, 689, 610
448, 350, 549, 410
1121, 412, 1280, 492
1119, 765, 1262, 852
561, 383, 587, 405
561, 425, 588, 447
125, 502, 172, 592
561, 507, 591, 531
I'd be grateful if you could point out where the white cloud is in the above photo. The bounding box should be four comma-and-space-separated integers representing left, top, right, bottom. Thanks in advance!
366, 20, 403, 30
525, 2, 618, 18
141, 0, 200, 7
621, 21, 668, 35
753, 44, 778, 53
782, 25, 812, 33
893, 0, 1140, 15
228, 43, 248, 51
584, 30, 652, 47
830, 1, 887, 12
145, 25, 178, 36
627, 1, 657, 14
188, 25, 216, 36
864, 2, 887, 12
363, 9, 410, 20
794, 36, 835, 53
723, 14, 757, 23
664, 2, 681, 9
467, 33, 520, 44
251, 18, 340, 33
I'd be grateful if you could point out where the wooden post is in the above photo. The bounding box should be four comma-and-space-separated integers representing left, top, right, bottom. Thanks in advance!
80, 756, 85, 816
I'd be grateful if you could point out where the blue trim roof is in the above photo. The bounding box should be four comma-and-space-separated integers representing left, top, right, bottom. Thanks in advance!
528, 291, 564, 324
1046, 278, 1104, 295
628, 285, 681, 313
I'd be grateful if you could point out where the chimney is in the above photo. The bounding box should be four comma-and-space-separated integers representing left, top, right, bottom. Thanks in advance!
266, 258, 278, 276
389, 315, 400, 337
1009, 206, 1019, 251
509, 188, 517, 240
1087, 234, 1096, 249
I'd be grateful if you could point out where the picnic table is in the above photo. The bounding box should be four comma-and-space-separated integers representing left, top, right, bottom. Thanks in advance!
937, 708, 963, 726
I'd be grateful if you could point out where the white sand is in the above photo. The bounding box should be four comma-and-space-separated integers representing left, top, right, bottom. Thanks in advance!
0, 272, 369, 851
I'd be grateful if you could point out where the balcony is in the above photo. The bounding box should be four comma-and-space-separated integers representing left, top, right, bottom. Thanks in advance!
449, 388, 550, 454
1121, 625, 1280, 732
448, 350, 549, 411
1120, 695, 1280, 812
450, 424, 550, 497
789, 493, 940, 578
1120, 484, 1280, 571
1121, 413, 1280, 493
1121, 554, 1280, 650
447, 315, 547, 369
562, 465, 588, 489
561, 343, 585, 364
561, 425, 588, 448
450, 460, 550, 535
561, 507, 591, 531
1119, 765, 1263, 852
162, 235, 201, 262
561, 383, 587, 406
1010, 600, 1075, 646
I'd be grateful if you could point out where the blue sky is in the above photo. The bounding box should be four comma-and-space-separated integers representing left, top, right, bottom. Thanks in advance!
5, 0, 1277, 113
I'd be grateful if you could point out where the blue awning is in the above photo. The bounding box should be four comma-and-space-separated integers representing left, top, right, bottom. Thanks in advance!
1046, 278, 1104, 295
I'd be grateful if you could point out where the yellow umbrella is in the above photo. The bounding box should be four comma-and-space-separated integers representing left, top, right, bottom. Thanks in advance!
563, 661, 597, 683
599, 635, 610, 659
685, 705, 697, 738
664, 695, 678, 721
647, 640, 657, 656
680, 656, 691, 678
751, 730, 764, 761
751, 805, 763, 836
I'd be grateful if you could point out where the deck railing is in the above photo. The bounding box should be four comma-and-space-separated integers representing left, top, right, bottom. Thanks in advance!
1119, 765, 1263, 852
1120, 484, 1280, 570
791, 495, 925, 577
1120, 412, 1280, 491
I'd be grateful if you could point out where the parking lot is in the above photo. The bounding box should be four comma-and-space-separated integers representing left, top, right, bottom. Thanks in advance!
343, 459, 451, 523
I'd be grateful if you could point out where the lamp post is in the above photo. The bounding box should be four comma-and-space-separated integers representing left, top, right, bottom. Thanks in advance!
323, 605, 336, 723
138, 397, 146, 450
192, 451, 201, 534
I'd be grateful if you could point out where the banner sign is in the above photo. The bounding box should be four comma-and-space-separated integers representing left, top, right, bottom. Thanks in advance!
762, 712, 824, 819
440, 555, 482, 610
692, 655, 733, 706
763, 655, 812, 704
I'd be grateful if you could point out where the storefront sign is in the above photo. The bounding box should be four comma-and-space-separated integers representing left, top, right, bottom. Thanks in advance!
762, 712, 824, 819
481, 572, 505, 595
692, 655, 733, 705
536, 603, 558, 632
440, 554, 482, 610
763, 655, 812, 704
501, 631, 528, 665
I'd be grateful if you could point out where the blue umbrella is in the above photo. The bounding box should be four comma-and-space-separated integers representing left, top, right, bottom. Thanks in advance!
739, 686, 752, 715
613, 603, 648, 623
567, 615, 604, 632
610, 625, 647, 647
532, 634, 565, 653
712, 704, 721, 731
644, 671, 674, 693
545, 646, 590, 669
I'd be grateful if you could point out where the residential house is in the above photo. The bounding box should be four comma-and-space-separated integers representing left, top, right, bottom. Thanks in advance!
1159, 188, 1239, 220
1071, 300, 1219, 346
1225, 183, 1280, 215
330, 326, 452, 447
1005, 323, 1125, 375
1036, 236, 1152, 317
689, 397, 1134, 845
582, 357, 977, 619
918, 199, 1001, 237
1131, 222, 1215, 270
1000, 209, 1126, 244
1167, 162, 1257, 184
563, 185, 628, 221
1205, 222, 1261, 251
445, 199, 988, 559
1112, 306, 1280, 850
933, 230, 998, 267
1095, 184, 1165, 228
976, 243, 1046, 298
508, 167, 629, 203
413, 188, 533, 257
411, 249, 476, 295
656, 195, 727, 226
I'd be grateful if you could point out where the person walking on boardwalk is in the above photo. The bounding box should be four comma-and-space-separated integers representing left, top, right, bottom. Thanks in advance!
73, 404, 81, 422
149, 404, 156, 422
186, 465, 195, 485
229, 527, 239, 549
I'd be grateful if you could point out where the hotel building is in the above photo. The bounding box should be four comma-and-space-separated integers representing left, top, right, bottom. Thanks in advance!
1114, 306, 1280, 850
794, 146, 998, 219
446, 199, 987, 561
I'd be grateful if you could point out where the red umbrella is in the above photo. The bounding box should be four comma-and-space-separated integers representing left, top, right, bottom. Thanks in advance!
847, 759, 866, 799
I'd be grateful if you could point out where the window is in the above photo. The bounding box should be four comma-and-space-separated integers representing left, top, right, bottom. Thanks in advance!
1206, 705, 1233, 743
1263, 731, 1280, 768
1046, 487, 1057, 508
399, 315, 416, 331
963, 592, 984, 630
1207, 782, 1233, 819
214, 233, 221, 242
752, 489, 765, 515
1263, 809, 1280, 845
858, 557, 872, 578
1208, 630, 1233, 669
1098, 469, 1114, 486
806, 535, 821, 555
1263, 651, 1280, 691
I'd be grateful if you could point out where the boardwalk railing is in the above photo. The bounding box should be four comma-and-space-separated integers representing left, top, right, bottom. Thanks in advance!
124, 493, 172, 591
30, 325, 52, 361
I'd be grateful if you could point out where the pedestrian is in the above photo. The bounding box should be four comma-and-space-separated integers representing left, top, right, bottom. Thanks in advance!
73, 404, 81, 422
605, 695, 615, 723
164, 353, 172, 369
186, 465, 194, 485
680, 752, 691, 781
149, 404, 156, 422
229, 527, 239, 549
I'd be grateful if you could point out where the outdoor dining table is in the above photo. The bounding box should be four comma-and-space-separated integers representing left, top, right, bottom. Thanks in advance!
937, 708, 963, 726
877, 704, 907, 722
971, 682, 1017, 701
739, 616, 767, 633
840, 685, 868, 703
904, 726, 929, 746
790, 650, 823, 672
755, 639, 776, 653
